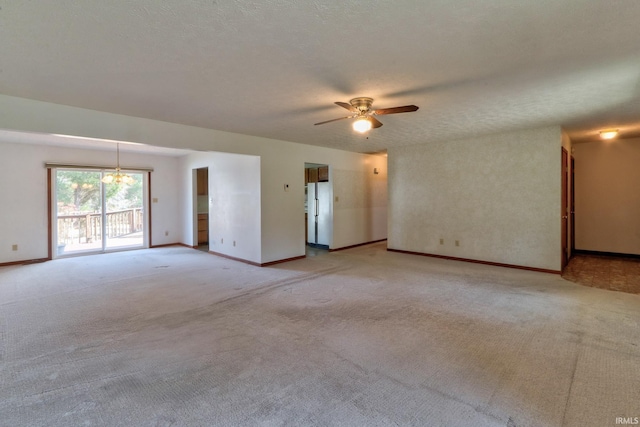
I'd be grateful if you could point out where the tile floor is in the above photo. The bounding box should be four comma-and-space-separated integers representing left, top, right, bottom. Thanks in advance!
562, 254, 640, 295
305, 245, 329, 257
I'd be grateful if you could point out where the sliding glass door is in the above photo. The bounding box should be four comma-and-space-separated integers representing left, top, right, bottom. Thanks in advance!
104, 173, 145, 250
55, 169, 147, 256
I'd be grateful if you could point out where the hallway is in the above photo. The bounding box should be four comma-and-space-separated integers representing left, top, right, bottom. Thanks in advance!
563, 254, 640, 295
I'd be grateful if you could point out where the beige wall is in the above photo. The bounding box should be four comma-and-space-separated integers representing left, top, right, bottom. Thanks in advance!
388, 126, 562, 271
332, 157, 388, 249
573, 138, 640, 255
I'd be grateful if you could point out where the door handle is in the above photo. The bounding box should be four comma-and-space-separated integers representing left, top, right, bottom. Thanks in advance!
315, 199, 319, 216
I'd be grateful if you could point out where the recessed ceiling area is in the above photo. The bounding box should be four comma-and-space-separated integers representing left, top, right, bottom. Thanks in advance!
0, 129, 193, 156
1, 1, 640, 152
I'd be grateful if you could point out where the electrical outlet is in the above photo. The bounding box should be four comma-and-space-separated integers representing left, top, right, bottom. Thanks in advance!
12, 244, 18, 251
233, 241, 236, 247
439, 238, 444, 245
455, 240, 460, 247
165, 231, 169, 236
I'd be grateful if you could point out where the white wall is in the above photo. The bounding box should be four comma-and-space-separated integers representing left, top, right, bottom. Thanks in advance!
0, 140, 181, 264
258, 143, 387, 262
388, 126, 562, 271
0, 95, 387, 265
179, 152, 261, 264
573, 138, 640, 255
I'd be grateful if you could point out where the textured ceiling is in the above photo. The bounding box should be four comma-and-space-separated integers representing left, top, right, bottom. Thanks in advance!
1, 0, 640, 153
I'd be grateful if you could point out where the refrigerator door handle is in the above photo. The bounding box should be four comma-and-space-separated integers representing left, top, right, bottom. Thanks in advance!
315, 198, 319, 217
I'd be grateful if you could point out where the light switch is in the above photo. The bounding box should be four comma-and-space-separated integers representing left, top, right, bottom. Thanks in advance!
152, 198, 158, 203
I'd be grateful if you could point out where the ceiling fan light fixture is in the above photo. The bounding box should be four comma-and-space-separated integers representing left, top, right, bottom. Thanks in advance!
314, 97, 418, 131
599, 129, 618, 140
353, 117, 372, 133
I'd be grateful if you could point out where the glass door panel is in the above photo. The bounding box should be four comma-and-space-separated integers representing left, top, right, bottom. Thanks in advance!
56, 170, 103, 255
55, 169, 146, 256
104, 172, 144, 250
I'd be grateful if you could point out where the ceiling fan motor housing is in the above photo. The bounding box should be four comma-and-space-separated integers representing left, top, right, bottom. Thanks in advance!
313, 97, 417, 128
350, 97, 374, 113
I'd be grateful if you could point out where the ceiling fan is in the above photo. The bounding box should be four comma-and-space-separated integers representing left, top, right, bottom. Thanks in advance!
314, 97, 419, 133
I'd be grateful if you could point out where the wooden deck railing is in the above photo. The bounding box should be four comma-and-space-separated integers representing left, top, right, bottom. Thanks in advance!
57, 208, 143, 245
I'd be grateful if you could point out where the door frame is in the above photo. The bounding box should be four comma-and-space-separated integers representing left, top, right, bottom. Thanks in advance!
561, 148, 569, 269
192, 167, 209, 250
49, 167, 150, 258
570, 155, 575, 259
304, 162, 332, 250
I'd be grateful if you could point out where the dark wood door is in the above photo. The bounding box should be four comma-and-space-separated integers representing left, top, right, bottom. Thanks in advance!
570, 156, 575, 258
561, 148, 569, 268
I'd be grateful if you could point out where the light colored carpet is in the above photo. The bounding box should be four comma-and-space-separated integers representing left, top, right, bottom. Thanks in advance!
0, 243, 638, 427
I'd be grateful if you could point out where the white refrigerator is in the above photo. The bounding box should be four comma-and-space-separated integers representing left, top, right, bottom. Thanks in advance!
307, 181, 331, 248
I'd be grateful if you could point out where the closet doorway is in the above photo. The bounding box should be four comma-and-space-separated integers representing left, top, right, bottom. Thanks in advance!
194, 167, 209, 252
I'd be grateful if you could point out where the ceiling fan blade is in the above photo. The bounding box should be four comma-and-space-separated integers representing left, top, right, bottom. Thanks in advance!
373, 105, 419, 115
335, 101, 358, 112
314, 115, 354, 126
370, 116, 383, 128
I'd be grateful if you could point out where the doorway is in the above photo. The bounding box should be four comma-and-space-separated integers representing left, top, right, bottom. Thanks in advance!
54, 169, 147, 257
570, 156, 575, 259
305, 163, 331, 252
194, 167, 209, 251
561, 148, 569, 268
